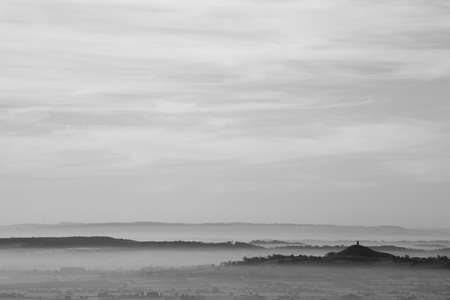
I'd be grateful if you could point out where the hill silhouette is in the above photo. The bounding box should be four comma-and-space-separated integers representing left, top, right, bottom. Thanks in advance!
0, 236, 261, 250
335, 241, 394, 259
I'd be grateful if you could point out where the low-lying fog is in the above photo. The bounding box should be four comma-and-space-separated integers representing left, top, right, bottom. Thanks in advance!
1, 223, 450, 271
0, 249, 265, 270
1, 245, 450, 271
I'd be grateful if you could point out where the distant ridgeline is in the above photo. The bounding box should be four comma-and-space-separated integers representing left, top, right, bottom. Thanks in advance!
223, 241, 450, 267
327, 241, 395, 259
0, 236, 261, 249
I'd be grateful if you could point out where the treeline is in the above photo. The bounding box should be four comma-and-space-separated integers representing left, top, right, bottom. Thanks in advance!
273, 245, 413, 252
392, 255, 450, 264
222, 254, 324, 266
222, 253, 450, 266
0, 237, 261, 250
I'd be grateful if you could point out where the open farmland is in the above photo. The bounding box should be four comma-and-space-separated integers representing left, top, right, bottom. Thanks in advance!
0, 263, 449, 300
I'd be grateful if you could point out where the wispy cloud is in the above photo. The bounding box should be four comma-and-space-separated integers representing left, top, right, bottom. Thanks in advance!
1, 117, 446, 174
1, 0, 449, 225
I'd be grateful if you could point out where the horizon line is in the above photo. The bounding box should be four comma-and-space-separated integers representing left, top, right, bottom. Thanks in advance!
0, 221, 422, 230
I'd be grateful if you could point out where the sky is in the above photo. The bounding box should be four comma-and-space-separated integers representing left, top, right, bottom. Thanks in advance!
0, 0, 449, 228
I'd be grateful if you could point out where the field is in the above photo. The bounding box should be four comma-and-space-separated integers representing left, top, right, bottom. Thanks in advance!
1, 262, 449, 300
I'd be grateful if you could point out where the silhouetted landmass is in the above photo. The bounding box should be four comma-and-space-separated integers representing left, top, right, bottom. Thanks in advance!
0, 237, 261, 250
333, 243, 395, 259
223, 243, 450, 268
1, 237, 446, 257
225, 253, 450, 267
274, 244, 422, 253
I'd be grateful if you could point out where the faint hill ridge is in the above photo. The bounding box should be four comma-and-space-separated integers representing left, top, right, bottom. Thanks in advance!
3, 222, 407, 228
2, 222, 450, 243
337, 241, 394, 259
0, 236, 262, 250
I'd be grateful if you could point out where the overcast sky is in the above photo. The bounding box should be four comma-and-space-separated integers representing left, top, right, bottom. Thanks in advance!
1, 0, 449, 228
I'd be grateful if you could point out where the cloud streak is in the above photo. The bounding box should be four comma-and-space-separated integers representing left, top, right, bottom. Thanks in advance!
1, 0, 449, 226
1, 117, 446, 173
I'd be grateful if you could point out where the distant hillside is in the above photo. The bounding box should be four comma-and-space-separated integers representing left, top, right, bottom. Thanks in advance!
1, 222, 450, 242
224, 243, 397, 266
0, 236, 261, 250
334, 242, 395, 259
224, 243, 450, 268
